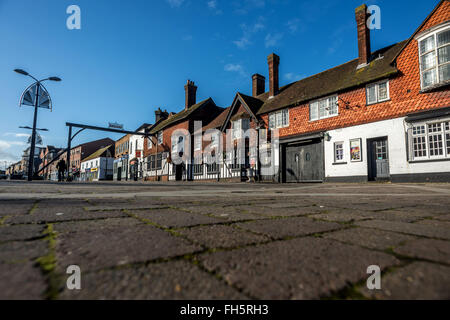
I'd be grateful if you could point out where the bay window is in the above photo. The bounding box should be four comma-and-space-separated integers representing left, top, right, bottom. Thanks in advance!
410, 120, 450, 160
418, 25, 450, 89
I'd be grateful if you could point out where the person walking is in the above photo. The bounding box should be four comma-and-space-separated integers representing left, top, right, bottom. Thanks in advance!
56, 159, 66, 182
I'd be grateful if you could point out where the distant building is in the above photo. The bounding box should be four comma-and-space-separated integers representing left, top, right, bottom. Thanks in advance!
114, 134, 130, 181
80, 145, 115, 182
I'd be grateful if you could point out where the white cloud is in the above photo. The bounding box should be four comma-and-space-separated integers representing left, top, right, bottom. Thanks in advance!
224, 63, 247, 77
265, 33, 283, 48
284, 73, 303, 82
207, 0, 217, 9
233, 18, 265, 49
4, 133, 30, 138
166, 0, 184, 8
286, 19, 300, 34
0, 140, 26, 149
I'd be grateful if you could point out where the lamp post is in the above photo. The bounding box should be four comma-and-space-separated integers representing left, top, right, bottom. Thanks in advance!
14, 69, 61, 181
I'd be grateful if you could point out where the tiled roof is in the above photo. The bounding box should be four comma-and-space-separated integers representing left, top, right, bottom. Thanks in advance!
149, 98, 212, 134
256, 40, 407, 115
202, 107, 230, 131
82, 145, 114, 162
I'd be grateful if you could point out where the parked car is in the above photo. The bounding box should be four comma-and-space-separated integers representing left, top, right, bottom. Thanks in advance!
0, 172, 6, 180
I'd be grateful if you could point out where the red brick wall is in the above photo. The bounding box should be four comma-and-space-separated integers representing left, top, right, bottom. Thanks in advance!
144, 120, 189, 158
261, 1, 450, 138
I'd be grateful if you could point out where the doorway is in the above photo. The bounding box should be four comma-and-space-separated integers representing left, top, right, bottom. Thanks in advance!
284, 139, 324, 182
175, 164, 183, 181
367, 137, 390, 181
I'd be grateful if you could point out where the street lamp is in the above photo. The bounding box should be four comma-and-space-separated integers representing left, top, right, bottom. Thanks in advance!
15, 69, 61, 181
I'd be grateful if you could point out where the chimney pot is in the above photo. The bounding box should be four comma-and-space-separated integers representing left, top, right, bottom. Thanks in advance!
267, 53, 280, 97
252, 74, 266, 97
355, 4, 371, 67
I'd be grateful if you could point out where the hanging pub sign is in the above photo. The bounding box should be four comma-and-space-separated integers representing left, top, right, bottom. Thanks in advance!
19, 83, 52, 111
108, 122, 124, 130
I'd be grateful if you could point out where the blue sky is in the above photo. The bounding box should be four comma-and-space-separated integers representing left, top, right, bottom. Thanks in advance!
0, 0, 440, 168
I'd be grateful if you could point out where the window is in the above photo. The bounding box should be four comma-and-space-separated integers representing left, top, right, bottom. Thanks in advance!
193, 156, 203, 175
410, 121, 450, 160
156, 153, 162, 169
157, 131, 163, 145
366, 80, 390, 104
334, 142, 344, 162
269, 109, 289, 129
310, 95, 338, 121
206, 153, 219, 173
194, 135, 202, 151
418, 26, 450, 89
147, 137, 152, 149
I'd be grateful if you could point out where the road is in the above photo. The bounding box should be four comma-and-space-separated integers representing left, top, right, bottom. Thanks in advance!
0, 180, 449, 299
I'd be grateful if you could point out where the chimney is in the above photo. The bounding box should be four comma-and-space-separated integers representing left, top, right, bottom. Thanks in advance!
155, 108, 169, 122
252, 74, 265, 97
267, 53, 280, 98
184, 80, 197, 110
355, 4, 371, 67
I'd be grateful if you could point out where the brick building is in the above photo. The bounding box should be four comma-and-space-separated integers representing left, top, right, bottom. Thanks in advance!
191, 1, 450, 183
113, 134, 130, 181
143, 80, 224, 181
39, 146, 63, 180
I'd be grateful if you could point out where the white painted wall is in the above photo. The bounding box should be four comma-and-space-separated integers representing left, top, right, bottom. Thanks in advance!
324, 116, 450, 178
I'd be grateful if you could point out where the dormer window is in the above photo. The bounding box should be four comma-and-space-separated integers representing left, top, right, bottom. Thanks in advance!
418, 25, 450, 90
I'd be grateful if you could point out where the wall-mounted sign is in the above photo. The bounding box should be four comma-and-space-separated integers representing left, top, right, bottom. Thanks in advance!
109, 122, 124, 130
350, 138, 362, 162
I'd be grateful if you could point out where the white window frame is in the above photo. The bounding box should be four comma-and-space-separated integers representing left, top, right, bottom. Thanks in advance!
417, 23, 450, 90
268, 109, 289, 129
194, 134, 202, 151
309, 95, 338, 121
409, 118, 450, 161
157, 131, 163, 145
366, 80, 390, 105
334, 141, 345, 163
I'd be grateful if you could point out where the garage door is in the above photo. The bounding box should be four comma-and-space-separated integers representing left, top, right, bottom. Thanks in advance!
285, 139, 324, 182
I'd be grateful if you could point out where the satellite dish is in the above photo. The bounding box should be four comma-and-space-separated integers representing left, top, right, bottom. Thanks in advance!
19, 83, 52, 111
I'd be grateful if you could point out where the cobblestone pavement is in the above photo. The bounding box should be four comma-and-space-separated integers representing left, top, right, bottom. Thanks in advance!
0, 181, 449, 300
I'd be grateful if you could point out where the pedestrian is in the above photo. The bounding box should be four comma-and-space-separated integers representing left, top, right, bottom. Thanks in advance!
56, 159, 66, 182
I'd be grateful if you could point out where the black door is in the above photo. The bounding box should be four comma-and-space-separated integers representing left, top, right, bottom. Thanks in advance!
117, 167, 122, 181
285, 139, 324, 182
368, 137, 390, 181
175, 164, 183, 181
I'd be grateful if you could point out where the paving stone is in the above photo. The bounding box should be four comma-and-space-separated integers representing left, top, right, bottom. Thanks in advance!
85, 204, 169, 211
0, 224, 45, 242
198, 237, 400, 299
180, 205, 266, 222
0, 241, 48, 262
6, 210, 128, 224
53, 217, 140, 234
60, 260, 246, 300
323, 228, 416, 250
237, 205, 327, 217
360, 262, 450, 300
55, 219, 202, 272
236, 217, 343, 240
355, 220, 450, 240
310, 212, 369, 223
431, 214, 450, 221
416, 219, 450, 229
0, 200, 36, 216
177, 225, 270, 249
131, 208, 223, 228
365, 210, 438, 223
394, 239, 450, 265
0, 262, 47, 299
